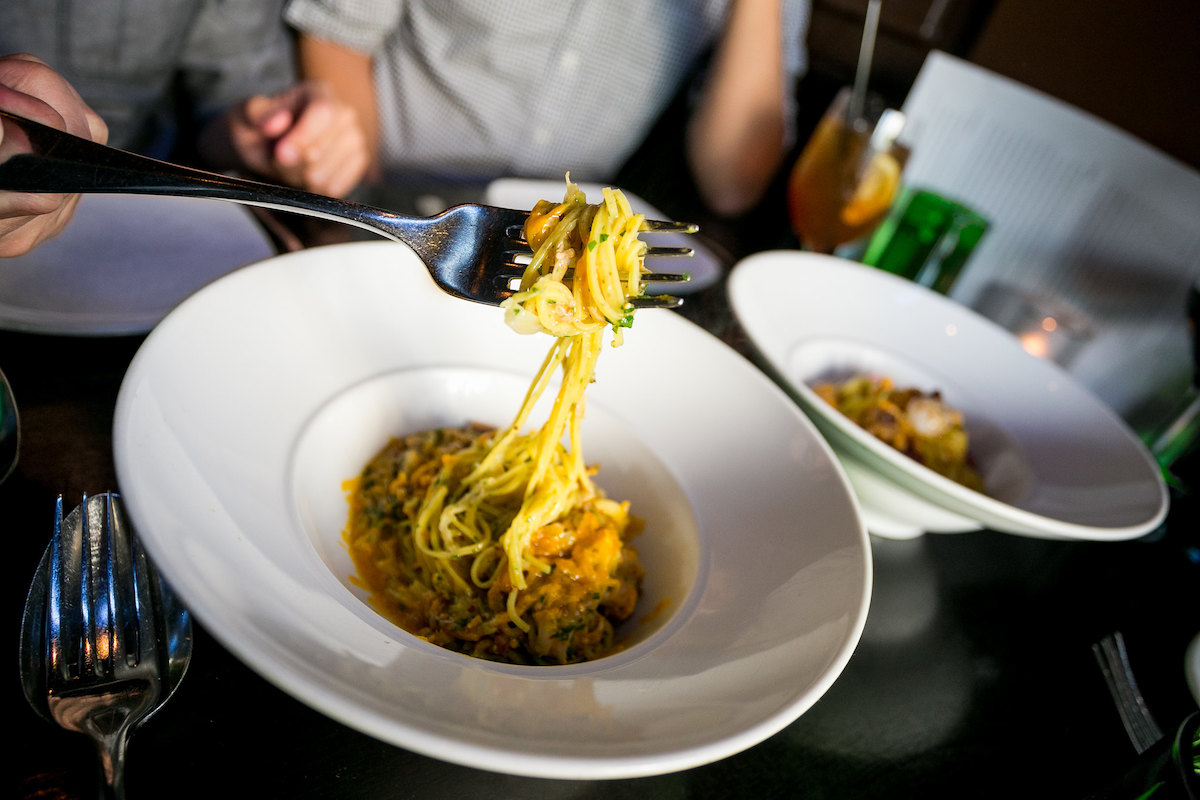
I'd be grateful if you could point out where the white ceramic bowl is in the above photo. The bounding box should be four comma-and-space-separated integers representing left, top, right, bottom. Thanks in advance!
113, 241, 871, 778
728, 250, 1168, 541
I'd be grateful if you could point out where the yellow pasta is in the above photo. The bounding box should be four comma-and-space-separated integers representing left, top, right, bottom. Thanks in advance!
344, 177, 648, 664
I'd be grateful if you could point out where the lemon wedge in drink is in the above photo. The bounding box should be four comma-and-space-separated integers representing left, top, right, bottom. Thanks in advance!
841, 152, 901, 227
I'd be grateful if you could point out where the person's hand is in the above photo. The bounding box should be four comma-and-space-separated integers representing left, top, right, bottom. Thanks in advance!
220, 81, 369, 198
0, 53, 108, 257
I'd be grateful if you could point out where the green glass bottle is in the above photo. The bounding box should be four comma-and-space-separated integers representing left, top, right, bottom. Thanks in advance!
861, 189, 988, 295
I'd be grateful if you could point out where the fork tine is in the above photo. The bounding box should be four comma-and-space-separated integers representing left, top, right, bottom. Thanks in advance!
47, 494, 72, 681
534, 270, 691, 283
637, 271, 691, 283
53, 493, 95, 681
494, 269, 692, 294
500, 213, 697, 240
506, 244, 692, 261
628, 294, 684, 310
641, 219, 699, 234
81, 492, 110, 678
644, 246, 694, 259
503, 247, 693, 277
102, 493, 139, 670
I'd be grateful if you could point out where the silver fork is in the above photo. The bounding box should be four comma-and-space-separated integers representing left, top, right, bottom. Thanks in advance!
19, 493, 193, 800
0, 109, 695, 307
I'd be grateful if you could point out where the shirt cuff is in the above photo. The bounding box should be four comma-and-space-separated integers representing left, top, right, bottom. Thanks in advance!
284, 0, 397, 55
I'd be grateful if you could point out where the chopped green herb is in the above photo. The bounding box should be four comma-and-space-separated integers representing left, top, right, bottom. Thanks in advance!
612, 313, 634, 332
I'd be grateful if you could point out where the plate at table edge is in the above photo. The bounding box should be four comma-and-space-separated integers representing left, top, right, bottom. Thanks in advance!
112, 240, 871, 779
0, 194, 274, 336
485, 177, 724, 294
727, 250, 1168, 542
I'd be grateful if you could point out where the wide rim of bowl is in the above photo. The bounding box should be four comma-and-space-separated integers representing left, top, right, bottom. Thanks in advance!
113, 240, 872, 778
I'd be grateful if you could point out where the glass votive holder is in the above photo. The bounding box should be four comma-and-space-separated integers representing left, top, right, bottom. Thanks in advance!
972, 282, 1094, 368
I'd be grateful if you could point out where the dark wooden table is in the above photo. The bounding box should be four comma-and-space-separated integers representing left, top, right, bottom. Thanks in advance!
3, 177, 1198, 798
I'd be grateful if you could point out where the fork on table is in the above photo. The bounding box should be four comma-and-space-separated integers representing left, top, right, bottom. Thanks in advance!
19, 493, 192, 800
0, 109, 696, 308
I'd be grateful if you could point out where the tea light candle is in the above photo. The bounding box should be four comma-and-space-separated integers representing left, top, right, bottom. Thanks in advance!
1018, 315, 1062, 360
975, 283, 1093, 368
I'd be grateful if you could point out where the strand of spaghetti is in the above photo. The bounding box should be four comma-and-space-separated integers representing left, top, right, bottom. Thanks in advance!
464, 460, 530, 502
452, 442, 528, 506
440, 469, 524, 572
437, 515, 490, 558
506, 447, 581, 590
511, 339, 565, 428
595, 194, 627, 309
597, 240, 626, 321
568, 387, 593, 495
413, 493, 475, 595
620, 218, 646, 297
412, 483, 447, 557
459, 344, 563, 491
583, 206, 621, 324
526, 338, 587, 493
602, 186, 620, 216
499, 320, 603, 606
468, 544, 504, 587
594, 208, 637, 325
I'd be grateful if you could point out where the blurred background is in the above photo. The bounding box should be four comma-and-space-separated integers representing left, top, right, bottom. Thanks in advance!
624, 0, 1199, 234
619, 0, 1200, 450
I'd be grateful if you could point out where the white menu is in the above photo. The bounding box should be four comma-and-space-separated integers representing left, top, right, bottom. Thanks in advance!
897, 51, 1200, 429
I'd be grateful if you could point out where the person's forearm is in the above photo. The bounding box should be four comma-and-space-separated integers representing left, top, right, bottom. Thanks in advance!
687, 0, 788, 217
297, 34, 382, 181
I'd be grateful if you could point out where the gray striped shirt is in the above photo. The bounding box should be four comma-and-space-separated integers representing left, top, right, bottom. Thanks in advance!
286, 0, 809, 183
2, 0, 297, 158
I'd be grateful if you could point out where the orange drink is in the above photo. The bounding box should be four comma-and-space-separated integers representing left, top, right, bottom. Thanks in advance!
788, 88, 909, 253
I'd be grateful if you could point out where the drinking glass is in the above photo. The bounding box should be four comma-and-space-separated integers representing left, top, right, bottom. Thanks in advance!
787, 87, 910, 254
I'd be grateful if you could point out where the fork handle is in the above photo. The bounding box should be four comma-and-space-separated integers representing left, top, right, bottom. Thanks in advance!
0, 109, 410, 242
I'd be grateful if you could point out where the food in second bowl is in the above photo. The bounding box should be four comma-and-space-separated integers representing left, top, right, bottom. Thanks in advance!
814, 374, 984, 491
